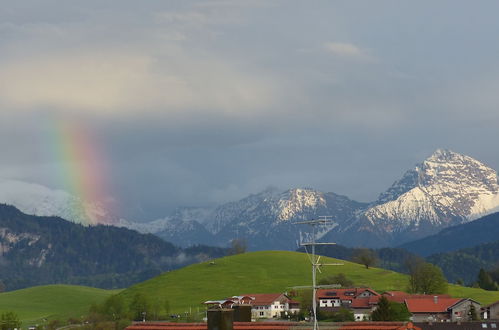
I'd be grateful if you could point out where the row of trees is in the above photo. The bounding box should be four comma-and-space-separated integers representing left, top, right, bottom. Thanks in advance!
87, 293, 175, 329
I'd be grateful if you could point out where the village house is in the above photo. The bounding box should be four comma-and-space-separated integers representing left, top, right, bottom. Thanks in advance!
482, 300, 499, 320
205, 293, 300, 319
405, 296, 481, 322
241, 293, 300, 319
317, 288, 381, 321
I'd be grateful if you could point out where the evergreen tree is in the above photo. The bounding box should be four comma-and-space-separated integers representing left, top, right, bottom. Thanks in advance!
371, 296, 392, 321
468, 304, 479, 321
477, 268, 498, 291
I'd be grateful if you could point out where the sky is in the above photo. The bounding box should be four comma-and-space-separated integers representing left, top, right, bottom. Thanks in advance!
1, 0, 499, 220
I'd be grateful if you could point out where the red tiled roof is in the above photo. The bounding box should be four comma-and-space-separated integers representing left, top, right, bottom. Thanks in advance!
316, 288, 380, 301
126, 322, 298, 330
405, 298, 462, 313
339, 322, 421, 330
242, 293, 285, 305
383, 292, 451, 304
350, 295, 380, 309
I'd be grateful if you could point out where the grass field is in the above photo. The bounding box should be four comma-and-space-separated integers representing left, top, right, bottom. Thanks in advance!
0, 285, 121, 326
2, 251, 498, 326
120, 251, 499, 313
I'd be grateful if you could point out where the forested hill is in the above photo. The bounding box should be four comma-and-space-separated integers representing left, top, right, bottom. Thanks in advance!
398, 212, 499, 256
0, 204, 227, 291
427, 240, 499, 284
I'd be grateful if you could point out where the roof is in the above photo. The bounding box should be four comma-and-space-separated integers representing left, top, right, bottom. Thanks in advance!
242, 293, 286, 305
126, 322, 298, 330
483, 300, 499, 309
383, 292, 451, 304
405, 298, 462, 313
317, 288, 380, 301
414, 322, 499, 330
339, 322, 421, 330
127, 321, 422, 330
350, 296, 380, 309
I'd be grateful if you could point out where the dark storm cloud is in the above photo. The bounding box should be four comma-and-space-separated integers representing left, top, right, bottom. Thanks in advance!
1, 0, 499, 220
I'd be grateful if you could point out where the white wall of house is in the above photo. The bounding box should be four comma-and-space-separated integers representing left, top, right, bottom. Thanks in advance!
252, 300, 299, 319
251, 305, 272, 319
319, 298, 341, 307
353, 311, 370, 321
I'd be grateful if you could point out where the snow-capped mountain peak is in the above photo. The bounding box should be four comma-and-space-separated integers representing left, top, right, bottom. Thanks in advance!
0, 178, 116, 225
366, 149, 499, 230
277, 188, 326, 221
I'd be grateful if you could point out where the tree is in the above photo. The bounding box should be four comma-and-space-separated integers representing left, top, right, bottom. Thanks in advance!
129, 293, 151, 321
468, 304, 479, 321
229, 238, 247, 255
352, 248, 377, 269
477, 268, 498, 291
389, 301, 411, 321
408, 262, 448, 294
102, 294, 127, 320
372, 297, 410, 321
318, 273, 353, 287
371, 296, 392, 321
0, 312, 21, 330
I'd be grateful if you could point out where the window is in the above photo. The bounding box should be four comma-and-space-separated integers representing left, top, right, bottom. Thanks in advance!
259, 312, 264, 316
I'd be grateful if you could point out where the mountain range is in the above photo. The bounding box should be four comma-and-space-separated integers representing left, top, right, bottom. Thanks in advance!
1, 149, 498, 250
0, 204, 226, 291
148, 149, 499, 249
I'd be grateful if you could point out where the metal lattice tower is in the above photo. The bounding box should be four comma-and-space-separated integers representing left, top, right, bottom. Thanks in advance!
294, 216, 342, 330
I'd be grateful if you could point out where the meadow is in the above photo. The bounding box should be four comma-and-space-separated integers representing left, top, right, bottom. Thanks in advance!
120, 251, 499, 313
0, 285, 121, 325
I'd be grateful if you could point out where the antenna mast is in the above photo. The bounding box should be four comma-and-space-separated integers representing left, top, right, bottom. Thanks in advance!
295, 216, 342, 330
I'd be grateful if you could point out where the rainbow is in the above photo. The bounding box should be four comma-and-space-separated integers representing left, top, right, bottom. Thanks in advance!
53, 118, 113, 225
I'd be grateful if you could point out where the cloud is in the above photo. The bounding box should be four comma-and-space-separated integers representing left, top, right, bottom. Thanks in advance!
323, 42, 370, 60
0, 49, 277, 116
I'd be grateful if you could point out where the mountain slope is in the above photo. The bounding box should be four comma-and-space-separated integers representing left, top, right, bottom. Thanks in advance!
398, 212, 499, 256
0, 204, 226, 290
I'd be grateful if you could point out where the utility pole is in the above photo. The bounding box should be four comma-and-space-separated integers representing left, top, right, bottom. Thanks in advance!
294, 216, 342, 330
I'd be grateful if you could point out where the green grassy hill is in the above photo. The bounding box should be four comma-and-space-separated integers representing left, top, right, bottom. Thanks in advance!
120, 251, 499, 313
0, 285, 121, 325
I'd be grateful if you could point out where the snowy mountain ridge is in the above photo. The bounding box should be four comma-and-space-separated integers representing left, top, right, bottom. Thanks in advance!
1, 149, 498, 249
0, 178, 115, 225
365, 149, 499, 230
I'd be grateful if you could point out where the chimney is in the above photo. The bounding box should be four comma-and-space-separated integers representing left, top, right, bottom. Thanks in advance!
207, 308, 234, 330
434, 296, 438, 304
